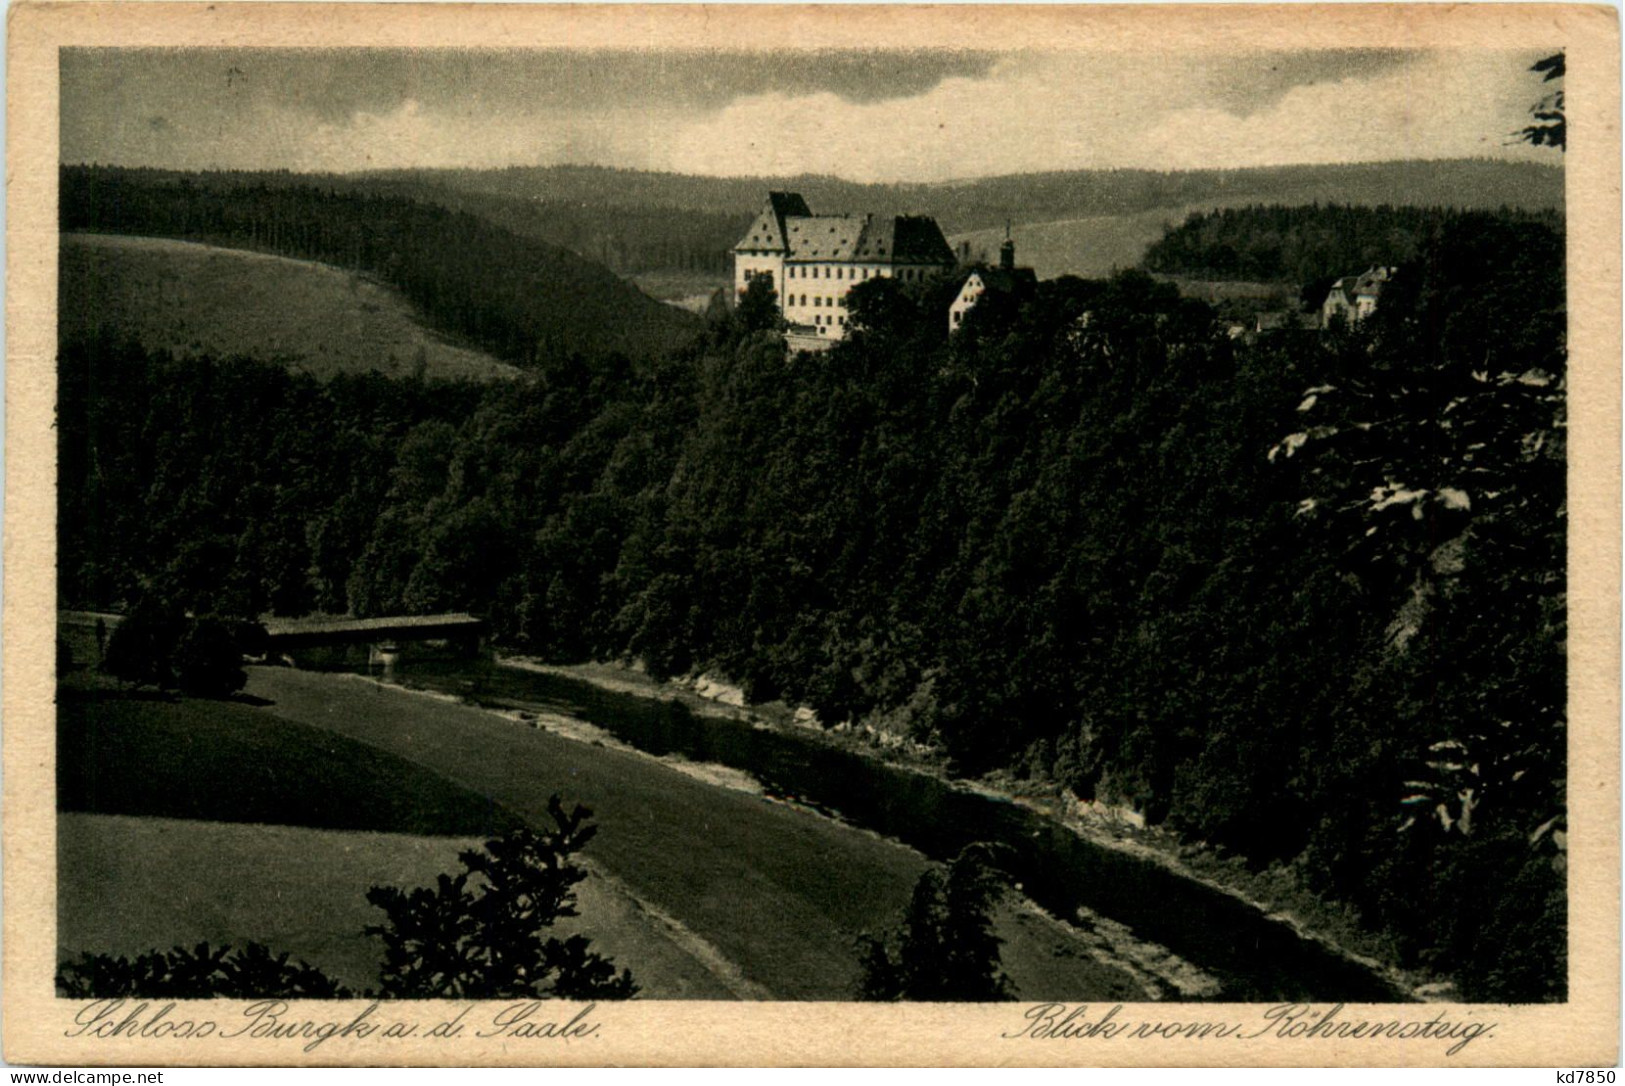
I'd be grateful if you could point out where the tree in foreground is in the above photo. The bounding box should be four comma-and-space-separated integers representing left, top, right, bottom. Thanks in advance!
734, 278, 784, 335
173, 616, 249, 697
367, 795, 637, 1000
1518, 52, 1565, 151
99, 599, 186, 688
856, 846, 1013, 1001
100, 601, 252, 697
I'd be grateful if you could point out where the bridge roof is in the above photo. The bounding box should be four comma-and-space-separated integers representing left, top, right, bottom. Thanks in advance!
262, 613, 482, 637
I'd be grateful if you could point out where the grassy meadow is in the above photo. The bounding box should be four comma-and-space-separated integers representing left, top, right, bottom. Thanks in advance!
56, 642, 1149, 1000
58, 813, 743, 997
59, 233, 520, 382
947, 202, 1282, 282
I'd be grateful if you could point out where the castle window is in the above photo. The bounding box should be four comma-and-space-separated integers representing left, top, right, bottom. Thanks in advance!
814, 297, 821, 307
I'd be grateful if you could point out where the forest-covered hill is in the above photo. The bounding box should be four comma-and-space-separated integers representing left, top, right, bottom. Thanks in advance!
60, 167, 703, 366
1144, 203, 1566, 287
60, 210, 1567, 1002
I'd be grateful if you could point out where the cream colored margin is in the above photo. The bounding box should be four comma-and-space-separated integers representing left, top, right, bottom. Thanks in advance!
5, 3, 1619, 1067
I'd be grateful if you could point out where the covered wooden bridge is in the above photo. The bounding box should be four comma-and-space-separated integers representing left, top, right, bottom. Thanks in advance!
261, 613, 483, 667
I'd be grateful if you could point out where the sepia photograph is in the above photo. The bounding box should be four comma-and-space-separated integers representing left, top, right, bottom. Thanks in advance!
4, 2, 1619, 1069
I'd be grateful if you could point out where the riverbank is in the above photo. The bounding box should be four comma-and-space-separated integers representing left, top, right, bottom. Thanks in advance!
496, 654, 1422, 1001
379, 663, 1218, 999
234, 665, 1152, 1000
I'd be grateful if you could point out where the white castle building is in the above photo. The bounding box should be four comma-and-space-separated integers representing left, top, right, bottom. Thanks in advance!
733, 192, 957, 348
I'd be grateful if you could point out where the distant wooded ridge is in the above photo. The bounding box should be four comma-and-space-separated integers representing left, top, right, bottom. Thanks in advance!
356, 158, 1564, 223
62, 159, 1563, 281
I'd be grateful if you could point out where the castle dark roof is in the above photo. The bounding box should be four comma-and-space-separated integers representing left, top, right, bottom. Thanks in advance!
768, 191, 812, 221
737, 191, 814, 253
886, 215, 958, 266
734, 192, 955, 266
786, 214, 868, 259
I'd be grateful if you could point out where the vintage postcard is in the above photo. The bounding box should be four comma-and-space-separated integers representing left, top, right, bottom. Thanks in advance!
4, 2, 1619, 1068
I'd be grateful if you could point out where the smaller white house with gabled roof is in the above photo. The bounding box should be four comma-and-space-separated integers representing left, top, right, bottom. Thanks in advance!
948, 237, 1037, 334
1321, 266, 1396, 327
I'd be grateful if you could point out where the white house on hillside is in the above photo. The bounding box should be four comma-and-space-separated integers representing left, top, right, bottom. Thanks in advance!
948, 237, 1037, 334
1322, 266, 1396, 327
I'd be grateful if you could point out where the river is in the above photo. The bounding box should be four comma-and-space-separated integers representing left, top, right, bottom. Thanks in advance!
361, 654, 1408, 1003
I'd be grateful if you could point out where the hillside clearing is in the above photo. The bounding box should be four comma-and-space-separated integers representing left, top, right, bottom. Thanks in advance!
949, 204, 1270, 281
59, 233, 521, 382
57, 678, 526, 838
59, 813, 742, 998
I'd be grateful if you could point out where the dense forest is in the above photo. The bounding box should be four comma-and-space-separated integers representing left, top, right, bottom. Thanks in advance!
357, 179, 748, 278
60, 167, 701, 364
1144, 203, 1566, 286
59, 209, 1566, 1001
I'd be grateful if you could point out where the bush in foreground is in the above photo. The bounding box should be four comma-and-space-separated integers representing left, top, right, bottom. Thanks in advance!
56, 798, 636, 1000
57, 941, 352, 999
367, 795, 638, 1000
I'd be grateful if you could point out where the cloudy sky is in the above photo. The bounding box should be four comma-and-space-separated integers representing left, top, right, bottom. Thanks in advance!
61, 48, 1557, 181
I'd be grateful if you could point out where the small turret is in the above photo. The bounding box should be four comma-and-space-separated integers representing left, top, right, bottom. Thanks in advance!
999, 220, 1015, 270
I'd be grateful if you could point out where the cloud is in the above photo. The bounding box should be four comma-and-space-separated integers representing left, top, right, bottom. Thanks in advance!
61, 47, 1553, 179
654, 50, 1551, 180
1139, 51, 1545, 167
1199, 49, 1418, 116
